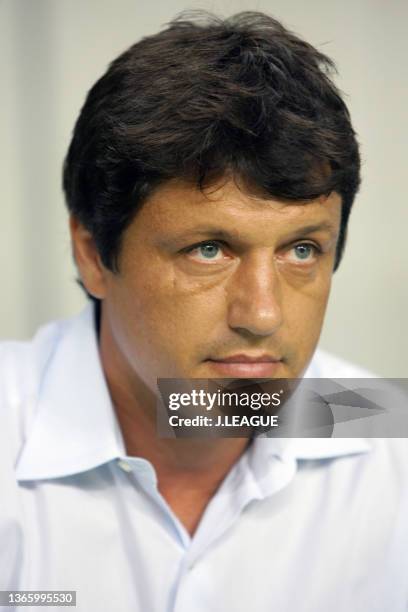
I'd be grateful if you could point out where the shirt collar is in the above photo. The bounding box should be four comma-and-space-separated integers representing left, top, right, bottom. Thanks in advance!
253, 436, 372, 462
15, 304, 371, 482
15, 304, 126, 481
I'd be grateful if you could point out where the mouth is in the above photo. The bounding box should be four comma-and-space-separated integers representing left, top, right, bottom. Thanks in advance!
205, 354, 283, 378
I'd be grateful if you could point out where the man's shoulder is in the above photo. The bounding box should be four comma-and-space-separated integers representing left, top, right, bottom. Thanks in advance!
0, 320, 56, 474
0, 315, 70, 429
308, 347, 379, 378
1, 317, 61, 377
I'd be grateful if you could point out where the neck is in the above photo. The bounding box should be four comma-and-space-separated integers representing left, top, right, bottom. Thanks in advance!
97, 306, 249, 534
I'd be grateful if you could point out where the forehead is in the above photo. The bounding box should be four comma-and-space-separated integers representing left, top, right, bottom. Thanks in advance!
131, 177, 342, 241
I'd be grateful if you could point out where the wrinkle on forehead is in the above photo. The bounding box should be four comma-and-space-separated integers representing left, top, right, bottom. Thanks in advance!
142, 177, 341, 237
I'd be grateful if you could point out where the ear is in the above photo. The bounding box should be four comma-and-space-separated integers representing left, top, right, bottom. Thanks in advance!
69, 215, 108, 299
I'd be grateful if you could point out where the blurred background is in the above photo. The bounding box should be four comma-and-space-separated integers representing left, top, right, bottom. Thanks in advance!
1, 0, 407, 376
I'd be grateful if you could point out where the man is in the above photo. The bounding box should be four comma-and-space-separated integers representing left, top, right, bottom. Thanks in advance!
1, 11, 407, 612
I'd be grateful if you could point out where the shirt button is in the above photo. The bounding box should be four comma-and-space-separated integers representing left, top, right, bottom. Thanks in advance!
117, 459, 132, 473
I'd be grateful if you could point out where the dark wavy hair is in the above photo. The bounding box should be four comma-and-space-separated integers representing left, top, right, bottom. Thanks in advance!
63, 11, 360, 300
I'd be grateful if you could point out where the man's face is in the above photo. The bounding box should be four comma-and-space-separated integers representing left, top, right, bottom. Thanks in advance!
84, 178, 341, 390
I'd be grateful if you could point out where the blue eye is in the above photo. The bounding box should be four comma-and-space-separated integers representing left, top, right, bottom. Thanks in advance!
198, 243, 221, 259
294, 244, 314, 260
186, 241, 225, 262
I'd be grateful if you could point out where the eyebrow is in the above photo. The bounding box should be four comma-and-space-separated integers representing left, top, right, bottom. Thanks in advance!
281, 222, 339, 241
165, 221, 338, 244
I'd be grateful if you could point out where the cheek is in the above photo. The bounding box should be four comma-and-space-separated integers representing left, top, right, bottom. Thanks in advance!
283, 276, 332, 348
110, 265, 225, 363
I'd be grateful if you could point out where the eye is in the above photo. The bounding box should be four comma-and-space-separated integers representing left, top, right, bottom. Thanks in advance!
185, 241, 227, 263
286, 242, 321, 263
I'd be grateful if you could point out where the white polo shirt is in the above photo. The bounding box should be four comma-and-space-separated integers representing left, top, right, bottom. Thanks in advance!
1, 305, 407, 611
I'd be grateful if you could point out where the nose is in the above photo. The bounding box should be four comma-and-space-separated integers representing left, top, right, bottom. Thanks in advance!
227, 253, 283, 337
